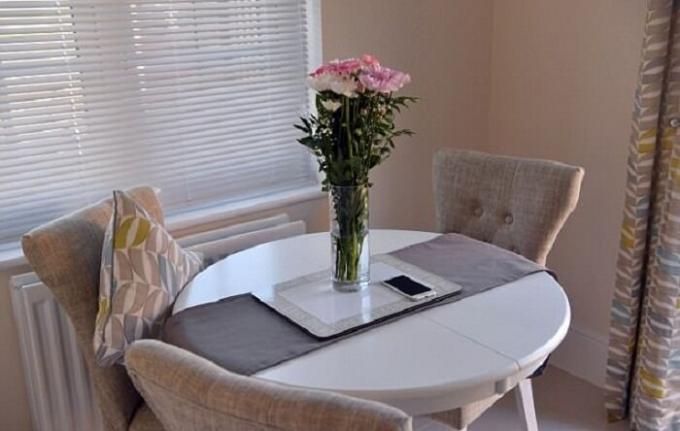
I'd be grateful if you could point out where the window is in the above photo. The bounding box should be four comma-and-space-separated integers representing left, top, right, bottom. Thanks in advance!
0, 0, 320, 251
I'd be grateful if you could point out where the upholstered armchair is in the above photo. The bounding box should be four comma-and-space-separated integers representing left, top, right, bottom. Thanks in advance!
20, 187, 308, 431
432, 149, 584, 430
126, 339, 414, 431
21, 187, 165, 431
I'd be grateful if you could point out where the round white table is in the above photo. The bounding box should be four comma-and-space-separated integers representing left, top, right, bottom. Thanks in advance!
174, 229, 570, 416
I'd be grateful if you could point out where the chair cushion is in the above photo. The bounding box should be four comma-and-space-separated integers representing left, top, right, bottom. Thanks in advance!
94, 190, 203, 366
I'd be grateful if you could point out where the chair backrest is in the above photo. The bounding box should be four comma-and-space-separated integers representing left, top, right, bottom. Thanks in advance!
125, 340, 413, 431
21, 187, 164, 431
433, 149, 584, 265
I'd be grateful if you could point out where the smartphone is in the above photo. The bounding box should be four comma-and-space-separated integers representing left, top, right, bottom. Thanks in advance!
381, 275, 437, 301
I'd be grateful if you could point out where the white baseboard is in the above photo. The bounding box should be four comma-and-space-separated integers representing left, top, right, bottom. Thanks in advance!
549, 326, 608, 388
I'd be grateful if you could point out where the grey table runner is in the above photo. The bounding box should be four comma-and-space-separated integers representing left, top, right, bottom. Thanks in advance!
162, 233, 553, 375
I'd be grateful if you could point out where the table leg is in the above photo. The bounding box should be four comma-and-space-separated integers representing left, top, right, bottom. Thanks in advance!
514, 379, 538, 431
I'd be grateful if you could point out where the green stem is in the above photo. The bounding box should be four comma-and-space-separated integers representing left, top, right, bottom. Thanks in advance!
344, 97, 353, 166
331, 185, 368, 284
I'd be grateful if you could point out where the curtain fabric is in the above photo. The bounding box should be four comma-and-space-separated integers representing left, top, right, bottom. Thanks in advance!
606, 1, 680, 430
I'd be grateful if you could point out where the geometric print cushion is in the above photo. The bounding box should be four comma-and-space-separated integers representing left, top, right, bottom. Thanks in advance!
94, 190, 203, 366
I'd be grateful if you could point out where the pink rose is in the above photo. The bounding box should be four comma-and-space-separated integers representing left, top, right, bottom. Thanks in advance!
311, 58, 361, 77
358, 66, 411, 93
308, 55, 410, 96
335, 58, 361, 74
310, 64, 329, 77
360, 54, 381, 69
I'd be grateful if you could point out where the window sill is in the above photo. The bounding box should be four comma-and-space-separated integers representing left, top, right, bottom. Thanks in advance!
0, 185, 326, 272
0, 248, 26, 272
165, 185, 326, 233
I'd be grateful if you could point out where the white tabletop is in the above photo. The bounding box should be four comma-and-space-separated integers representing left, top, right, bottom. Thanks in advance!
173, 229, 570, 415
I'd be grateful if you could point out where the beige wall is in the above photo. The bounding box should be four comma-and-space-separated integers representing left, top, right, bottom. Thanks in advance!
322, 0, 494, 231
484, 0, 645, 379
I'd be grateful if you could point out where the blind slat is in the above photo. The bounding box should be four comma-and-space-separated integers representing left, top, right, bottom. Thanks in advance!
2, 148, 311, 199
1, 93, 305, 141
2, 126, 303, 172
0, 0, 317, 249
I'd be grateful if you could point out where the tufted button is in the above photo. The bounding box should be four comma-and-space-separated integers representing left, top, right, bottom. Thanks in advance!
504, 213, 514, 224
473, 207, 483, 217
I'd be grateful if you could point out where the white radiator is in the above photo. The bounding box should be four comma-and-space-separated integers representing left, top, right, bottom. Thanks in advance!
11, 273, 104, 431
11, 215, 306, 431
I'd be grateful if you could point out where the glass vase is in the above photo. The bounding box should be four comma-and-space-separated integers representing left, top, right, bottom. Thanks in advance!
329, 185, 370, 292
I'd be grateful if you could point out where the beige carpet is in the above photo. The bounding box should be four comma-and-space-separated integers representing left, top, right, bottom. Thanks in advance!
470, 366, 629, 431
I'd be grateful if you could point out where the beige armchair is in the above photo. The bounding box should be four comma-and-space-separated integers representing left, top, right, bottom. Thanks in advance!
434, 149, 584, 266
432, 149, 584, 430
125, 339, 413, 431
21, 187, 167, 431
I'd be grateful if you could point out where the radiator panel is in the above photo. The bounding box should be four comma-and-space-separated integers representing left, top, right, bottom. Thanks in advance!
11, 274, 103, 431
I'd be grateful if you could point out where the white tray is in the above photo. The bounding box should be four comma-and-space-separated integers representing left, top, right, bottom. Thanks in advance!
253, 254, 462, 338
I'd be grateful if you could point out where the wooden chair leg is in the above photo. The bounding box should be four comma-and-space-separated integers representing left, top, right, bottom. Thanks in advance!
514, 379, 538, 431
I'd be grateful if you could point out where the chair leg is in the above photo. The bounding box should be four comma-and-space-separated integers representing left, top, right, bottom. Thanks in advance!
514, 379, 538, 431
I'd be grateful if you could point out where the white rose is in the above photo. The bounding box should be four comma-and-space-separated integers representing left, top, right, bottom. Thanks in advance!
321, 100, 342, 112
307, 74, 333, 92
329, 76, 358, 97
308, 73, 358, 97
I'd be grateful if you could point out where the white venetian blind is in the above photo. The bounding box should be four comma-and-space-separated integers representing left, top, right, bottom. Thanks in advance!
0, 0, 318, 250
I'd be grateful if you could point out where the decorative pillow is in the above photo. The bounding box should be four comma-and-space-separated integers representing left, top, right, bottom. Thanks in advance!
94, 190, 203, 366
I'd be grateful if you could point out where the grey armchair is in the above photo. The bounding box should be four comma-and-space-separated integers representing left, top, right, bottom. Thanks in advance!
432, 149, 584, 430
125, 339, 414, 431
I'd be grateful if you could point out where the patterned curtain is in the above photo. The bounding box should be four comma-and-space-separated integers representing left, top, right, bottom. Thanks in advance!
606, 1, 680, 430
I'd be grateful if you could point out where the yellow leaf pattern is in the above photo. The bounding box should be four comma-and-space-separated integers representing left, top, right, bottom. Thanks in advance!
606, 1, 680, 428
93, 190, 203, 367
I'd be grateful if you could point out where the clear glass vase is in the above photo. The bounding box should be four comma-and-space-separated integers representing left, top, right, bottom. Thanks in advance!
329, 185, 370, 292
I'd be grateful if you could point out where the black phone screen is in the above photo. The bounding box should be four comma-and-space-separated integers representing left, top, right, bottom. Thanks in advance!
384, 275, 433, 296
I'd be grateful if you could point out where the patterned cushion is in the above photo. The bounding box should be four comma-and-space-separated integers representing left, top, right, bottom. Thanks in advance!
94, 190, 203, 366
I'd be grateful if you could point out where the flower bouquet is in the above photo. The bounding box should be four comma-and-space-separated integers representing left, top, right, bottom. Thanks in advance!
295, 55, 415, 291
